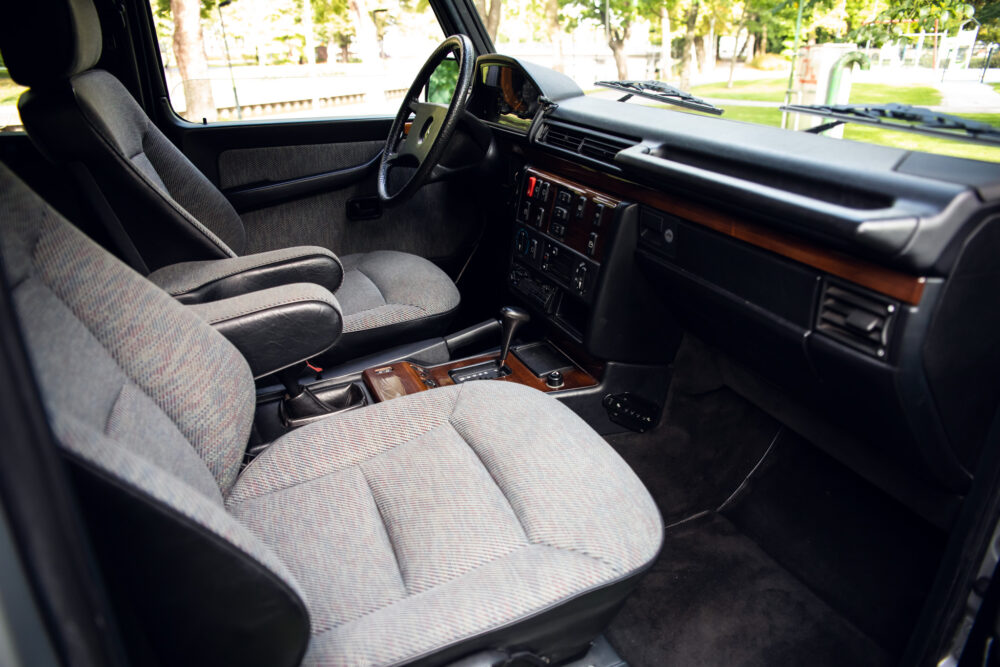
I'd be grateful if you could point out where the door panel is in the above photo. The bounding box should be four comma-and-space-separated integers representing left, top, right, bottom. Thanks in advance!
218, 139, 481, 262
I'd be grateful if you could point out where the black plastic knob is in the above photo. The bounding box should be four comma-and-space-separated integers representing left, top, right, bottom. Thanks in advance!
546, 371, 564, 389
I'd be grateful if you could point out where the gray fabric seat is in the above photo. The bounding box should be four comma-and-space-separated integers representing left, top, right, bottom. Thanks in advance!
0, 0, 460, 358
0, 163, 662, 665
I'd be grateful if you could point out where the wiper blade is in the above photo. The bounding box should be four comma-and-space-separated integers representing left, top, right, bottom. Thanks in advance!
781, 102, 1000, 147
596, 80, 724, 116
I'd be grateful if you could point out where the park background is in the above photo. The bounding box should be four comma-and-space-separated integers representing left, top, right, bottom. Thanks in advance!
2, 0, 998, 161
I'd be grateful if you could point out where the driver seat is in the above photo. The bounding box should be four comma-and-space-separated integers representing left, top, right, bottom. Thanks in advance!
0, 0, 461, 360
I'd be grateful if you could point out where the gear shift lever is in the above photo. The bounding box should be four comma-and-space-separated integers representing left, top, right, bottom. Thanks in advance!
448, 306, 531, 384
497, 306, 530, 370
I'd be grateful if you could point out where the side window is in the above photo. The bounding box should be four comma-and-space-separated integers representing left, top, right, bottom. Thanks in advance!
0, 48, 27, 133
150, 0, 446, 124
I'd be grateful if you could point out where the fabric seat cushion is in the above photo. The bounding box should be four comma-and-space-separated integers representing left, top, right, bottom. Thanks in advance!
227, 381, 663, 665
337, 251, 460, 334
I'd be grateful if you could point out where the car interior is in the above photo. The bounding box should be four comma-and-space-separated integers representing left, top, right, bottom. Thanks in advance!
1, 0, 1000, 666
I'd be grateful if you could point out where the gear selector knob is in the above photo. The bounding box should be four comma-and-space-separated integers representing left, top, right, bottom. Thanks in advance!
497, 306, 530, 370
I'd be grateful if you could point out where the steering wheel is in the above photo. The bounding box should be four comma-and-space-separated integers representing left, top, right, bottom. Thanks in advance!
378, 34, 476, 205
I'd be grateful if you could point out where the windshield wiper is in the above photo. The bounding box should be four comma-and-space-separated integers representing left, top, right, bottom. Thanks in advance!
781, 102, 1000, 147
595, 80, 724, 116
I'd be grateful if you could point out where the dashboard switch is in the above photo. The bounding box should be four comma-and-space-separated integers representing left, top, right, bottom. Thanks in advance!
517, 200, 531, 223
532, 206, 546, 229
587, 232, 598, 257
575, 195, 588, 219
593, 203, 605, 227
514, 228, 529, 255
526, 176, 537, 198
573, 262, 588, 293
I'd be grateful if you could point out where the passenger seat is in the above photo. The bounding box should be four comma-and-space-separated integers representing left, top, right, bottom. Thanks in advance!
0, 162, 662, 666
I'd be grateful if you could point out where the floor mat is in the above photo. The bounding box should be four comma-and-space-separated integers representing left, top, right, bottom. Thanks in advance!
721, 431, 946, 655
605, 387, 778, 524
607, 513, 891, 667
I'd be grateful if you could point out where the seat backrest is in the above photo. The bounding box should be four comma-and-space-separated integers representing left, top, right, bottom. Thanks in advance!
0, 162, 309, 666
0, 0, 248, 270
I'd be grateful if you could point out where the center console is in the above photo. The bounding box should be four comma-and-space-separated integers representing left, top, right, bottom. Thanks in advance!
508, 167, 622, 337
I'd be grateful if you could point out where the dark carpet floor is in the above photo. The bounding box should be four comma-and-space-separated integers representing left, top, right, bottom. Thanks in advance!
603, 358, 946, 667
605, 387, 779, 525
607, 512, 891, 667
721, 431, 946, 655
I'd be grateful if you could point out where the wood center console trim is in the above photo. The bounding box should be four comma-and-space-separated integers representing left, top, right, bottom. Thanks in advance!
363, 349, 599, 403
524, 151, 927, 305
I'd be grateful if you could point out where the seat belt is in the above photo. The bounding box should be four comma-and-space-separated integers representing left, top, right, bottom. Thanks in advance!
70, 163, 150, 275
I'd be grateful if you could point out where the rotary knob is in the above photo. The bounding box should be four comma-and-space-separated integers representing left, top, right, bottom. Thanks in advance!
546, 371, 564, 389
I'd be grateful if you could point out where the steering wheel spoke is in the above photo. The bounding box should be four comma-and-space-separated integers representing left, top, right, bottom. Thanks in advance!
377, 35, 476, 206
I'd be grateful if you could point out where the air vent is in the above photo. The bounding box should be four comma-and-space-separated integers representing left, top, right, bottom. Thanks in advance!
816, 281, 898, 359
540, 122, 636, 165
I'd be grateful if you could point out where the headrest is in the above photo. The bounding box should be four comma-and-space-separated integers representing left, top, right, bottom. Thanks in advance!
0, 0, 102, 87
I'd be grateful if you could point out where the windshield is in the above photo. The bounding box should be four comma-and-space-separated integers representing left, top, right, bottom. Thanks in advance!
480, 0, 1000, 163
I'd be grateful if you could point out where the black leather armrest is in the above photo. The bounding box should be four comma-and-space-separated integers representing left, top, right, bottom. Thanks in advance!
187, 284, 343, 378
149, 246, 344, 305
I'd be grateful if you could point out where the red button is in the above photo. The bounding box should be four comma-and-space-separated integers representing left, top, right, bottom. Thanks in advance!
526, 176, 537, 198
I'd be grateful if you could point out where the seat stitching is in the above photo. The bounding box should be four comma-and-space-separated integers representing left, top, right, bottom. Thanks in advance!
73, 77, 236, 258
444, 384, 530, 544
351, 266, 434, 311
350, 267, 387, 307
313, 542, 538, 635
447, 390, 624, 573
229, 417, 454, 502
103, 382, 128, 435
359, 466, 409, 597
308, 542, 628, 648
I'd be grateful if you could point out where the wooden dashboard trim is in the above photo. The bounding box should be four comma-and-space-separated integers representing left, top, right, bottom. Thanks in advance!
363, 349, 599, 402
525, 151, 927, 305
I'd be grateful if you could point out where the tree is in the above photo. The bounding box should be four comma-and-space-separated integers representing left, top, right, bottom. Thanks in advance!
678, 0, 701, 89
563, 0, 660, 80
659, 4, 674, 81
475, 0, 503, 41
972, 0, 1000, 44
157, 0, 217, 122
853, 0, 976, 44
544, 0, 565, 72
314, 0, 354, 62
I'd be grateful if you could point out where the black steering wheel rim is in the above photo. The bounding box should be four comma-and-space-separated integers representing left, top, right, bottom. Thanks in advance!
377, 34, 476, 206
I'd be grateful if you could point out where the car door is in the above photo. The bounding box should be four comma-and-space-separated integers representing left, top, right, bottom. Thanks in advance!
131, 0, 490, 275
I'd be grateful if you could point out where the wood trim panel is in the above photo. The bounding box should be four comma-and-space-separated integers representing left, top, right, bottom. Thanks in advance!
524, 151, 927, 305
364, 349, 598, 403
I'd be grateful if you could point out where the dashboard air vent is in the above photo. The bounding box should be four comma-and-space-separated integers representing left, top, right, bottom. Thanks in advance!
540, 122, 636, 165
816, 281, 897, 359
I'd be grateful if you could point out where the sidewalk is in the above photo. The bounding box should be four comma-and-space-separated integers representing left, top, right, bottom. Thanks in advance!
935, 80, 1000, 113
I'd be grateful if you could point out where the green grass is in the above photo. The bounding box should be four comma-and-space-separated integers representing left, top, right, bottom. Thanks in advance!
848, 83, 941, 106
0, 71, 26, 106
690, 79, 942, 107
690, 77, 788, 102
842, 113, 1000, 162
992, 83, 1000, 95
675, 105, 1000, 163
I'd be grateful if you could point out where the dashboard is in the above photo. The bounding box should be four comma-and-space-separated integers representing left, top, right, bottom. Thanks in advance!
468, 55, 1000, 503
468, 59, 541, 130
